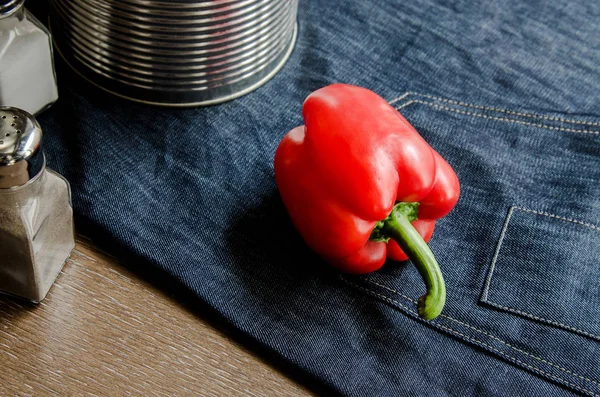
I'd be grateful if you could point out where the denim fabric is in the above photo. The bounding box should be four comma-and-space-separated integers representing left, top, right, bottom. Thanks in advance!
29, 0, 600, 395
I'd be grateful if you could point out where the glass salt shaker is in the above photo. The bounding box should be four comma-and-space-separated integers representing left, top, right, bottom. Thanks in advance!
0, 0, 59, 115
0, 107, 74, 302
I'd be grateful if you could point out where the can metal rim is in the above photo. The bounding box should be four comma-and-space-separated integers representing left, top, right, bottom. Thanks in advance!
52, 22, 298, 107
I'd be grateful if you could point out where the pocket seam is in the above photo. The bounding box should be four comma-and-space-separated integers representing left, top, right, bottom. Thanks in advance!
341, 276, 600, 396
393, 96, 600, 135
482, 206, 600, 341
375, 93, 600, 394
354, 277, 600, 387
391, 91, 600, 128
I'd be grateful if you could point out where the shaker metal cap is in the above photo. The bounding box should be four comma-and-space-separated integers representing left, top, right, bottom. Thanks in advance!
0, 107, 44, 189
0, 0, 24, 18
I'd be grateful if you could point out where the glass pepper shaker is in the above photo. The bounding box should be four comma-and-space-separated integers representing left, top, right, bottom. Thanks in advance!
0, 107, 74, 302
0, 0, 59, 115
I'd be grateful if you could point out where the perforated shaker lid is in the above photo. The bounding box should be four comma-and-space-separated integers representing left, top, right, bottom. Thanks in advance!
0, 0, 24, 18
0, 107, 44, 189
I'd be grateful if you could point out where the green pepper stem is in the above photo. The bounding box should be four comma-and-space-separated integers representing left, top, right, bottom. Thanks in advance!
383, 211, 446, 320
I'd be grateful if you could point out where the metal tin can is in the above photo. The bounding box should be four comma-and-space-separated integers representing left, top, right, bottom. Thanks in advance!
49, 0, 298, 106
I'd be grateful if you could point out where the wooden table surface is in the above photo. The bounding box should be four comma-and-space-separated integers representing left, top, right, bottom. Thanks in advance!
0, 238, 313, 396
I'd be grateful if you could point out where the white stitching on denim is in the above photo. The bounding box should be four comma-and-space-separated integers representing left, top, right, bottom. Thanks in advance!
341, 278, 599, 396
361, 278, 600, 387
481, 206, 600, 340
484, 300, 600, 340
482, 206, 516, 301
433, 324, 599, 397
363, 280, 417, 303
396, 99, 418, 110
341, 278, 414, 312
388, 92, 413, 104
513, 207, 600, 232
390, 92, 600, 126
395, 100, 600, 135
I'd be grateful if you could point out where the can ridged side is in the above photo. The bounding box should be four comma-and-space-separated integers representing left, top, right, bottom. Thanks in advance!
49, 0, 298, 106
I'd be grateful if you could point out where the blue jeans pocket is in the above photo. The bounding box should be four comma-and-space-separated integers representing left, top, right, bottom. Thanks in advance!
482, 206, 600, 341
342, 92, 600, 396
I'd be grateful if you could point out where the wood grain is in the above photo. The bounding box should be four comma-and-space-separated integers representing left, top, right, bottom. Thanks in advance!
0, 239, 312, 396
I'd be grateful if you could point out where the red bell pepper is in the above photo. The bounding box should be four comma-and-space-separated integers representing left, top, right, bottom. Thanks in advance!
274, 84, 460, 319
